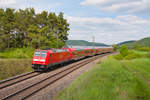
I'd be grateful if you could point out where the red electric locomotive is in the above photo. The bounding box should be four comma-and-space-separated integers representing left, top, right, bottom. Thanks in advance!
32, 49, 70, 71
32, 47, 113, 71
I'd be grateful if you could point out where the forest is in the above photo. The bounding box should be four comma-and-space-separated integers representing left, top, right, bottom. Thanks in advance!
0, 8, 70, 51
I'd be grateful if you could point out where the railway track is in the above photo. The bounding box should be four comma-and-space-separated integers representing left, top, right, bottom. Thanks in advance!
0, 72, 40, 89
0, 53, 110, 100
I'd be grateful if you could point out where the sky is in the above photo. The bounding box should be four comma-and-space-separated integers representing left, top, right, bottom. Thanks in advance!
0, 0, 150, 44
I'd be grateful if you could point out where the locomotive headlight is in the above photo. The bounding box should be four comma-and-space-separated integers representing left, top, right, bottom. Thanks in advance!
40, 59, 45, 62
33, 59, 39, 61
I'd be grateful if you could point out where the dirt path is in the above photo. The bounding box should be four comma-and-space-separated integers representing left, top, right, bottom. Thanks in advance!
27, 53, 115, 100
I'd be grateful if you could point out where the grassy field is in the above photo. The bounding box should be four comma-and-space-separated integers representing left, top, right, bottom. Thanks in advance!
0, 48, 34, 80
132, 50, 149, 55
56, 52, 150, 100
0, 59, 33, 80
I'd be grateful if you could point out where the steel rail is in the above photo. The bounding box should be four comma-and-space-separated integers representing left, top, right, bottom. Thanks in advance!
0, 72, 41, 89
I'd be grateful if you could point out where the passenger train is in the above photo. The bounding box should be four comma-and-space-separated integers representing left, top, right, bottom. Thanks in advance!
32, 47, 113, 71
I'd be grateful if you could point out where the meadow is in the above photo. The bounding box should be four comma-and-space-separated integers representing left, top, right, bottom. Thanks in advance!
0, 48, 34, 80
56, 49, 150, 100
0, 59, 33, 80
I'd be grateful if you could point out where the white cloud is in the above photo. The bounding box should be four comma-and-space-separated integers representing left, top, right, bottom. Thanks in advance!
80, 0, 150, 14
66, 15, 150, 44
0, 0, 63, 14
0, 0, 16, 5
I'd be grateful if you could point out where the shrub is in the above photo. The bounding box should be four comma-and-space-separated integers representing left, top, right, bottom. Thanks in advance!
124, 51, 142, 60
135, 44, 140, 50
119, 45, 129, 57
137, 47, 150, 52
113, 54, 123, 60
113, 50, 148, 60
0, 48, 35, 58
112, 44, 117, 51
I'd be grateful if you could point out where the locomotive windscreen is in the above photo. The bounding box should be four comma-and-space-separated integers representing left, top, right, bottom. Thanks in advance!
35, 51, 47, 57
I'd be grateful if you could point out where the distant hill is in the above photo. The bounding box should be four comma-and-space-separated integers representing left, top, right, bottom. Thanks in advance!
118, 37, 150, 48
66, 40, 108, 46
117, 40, 136, 46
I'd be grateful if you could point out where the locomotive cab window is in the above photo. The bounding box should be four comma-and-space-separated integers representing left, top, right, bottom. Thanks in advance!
41, 51, 47, 57
35, 51, 47, 57
35, 51, 40, 56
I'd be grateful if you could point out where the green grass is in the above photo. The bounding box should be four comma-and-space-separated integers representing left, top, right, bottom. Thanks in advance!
0, 48, 35, 59
56, 58, 150, 100
0, 59, 33, 80
123, 58, 150, 82
131, 50, 149, 55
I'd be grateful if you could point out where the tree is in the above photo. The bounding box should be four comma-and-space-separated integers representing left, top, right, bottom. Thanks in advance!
0, 8, 70, 50
14, 10, 25, 48
28, 25, 40, 48
57, 12, 70, 42
0, 9, 7, 50
3, 8, 15, 48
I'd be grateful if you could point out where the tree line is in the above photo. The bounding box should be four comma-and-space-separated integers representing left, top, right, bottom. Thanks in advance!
0, 8, 70, 51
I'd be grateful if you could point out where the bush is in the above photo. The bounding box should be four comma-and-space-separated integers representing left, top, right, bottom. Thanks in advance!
119, 45, 129, 57
112, 44, 117, 51
137, 47, 150, 52
0, 48, 35, 58
124, 51, 142, 60
113, 50, 148, 60
113, 54, 123, 60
